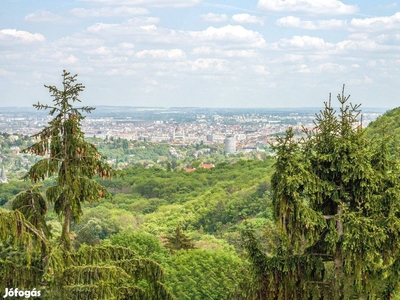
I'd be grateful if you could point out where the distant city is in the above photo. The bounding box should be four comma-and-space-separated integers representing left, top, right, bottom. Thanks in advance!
0, 106, 386, 153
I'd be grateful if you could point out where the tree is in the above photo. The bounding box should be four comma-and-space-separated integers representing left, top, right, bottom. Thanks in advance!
245, 86, 400, 299
48, 245, 172, 300
22, 70, 114, 251
164, 226, 195, 253
110, 231, 170, 264
12, 187, 50, 238
2, 71, 173, 299
0, 208, 48, 291
166, 248, 250, 300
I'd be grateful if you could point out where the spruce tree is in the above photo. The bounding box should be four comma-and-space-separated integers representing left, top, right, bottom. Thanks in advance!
0, 209, 49, 291
165, 226, 195, 254
22, 70, 114, 251
244, 86, 400, 299
0, 70, 173, 299
12, 188, 50, 238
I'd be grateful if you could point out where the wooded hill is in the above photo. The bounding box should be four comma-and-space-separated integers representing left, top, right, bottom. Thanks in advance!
1, 74, 400, 299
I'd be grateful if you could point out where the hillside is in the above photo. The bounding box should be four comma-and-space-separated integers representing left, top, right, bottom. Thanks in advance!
366, 106, 400, 138
0, 157, 274, 299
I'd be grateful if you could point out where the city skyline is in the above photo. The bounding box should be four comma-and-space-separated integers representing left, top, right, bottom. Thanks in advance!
1, 0, 400, 108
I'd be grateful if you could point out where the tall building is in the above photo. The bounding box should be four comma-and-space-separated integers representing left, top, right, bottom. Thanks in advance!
173, 126, 185, 142
224, 136, 236, 154
0, 165, 7, 184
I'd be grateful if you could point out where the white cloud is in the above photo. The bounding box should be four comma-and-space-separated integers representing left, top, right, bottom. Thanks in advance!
200, 13, 228, 23
258, 0, 358, 15
0, 29, 45, 43
276, 16, 347, 29
119, 42, 135, 49
85, 43, 135, 56
317, 62, 347, 73
347, 33, 369, 40
274, 35, 334, 50
277, 13, 400, 33
86, 17, 161, 36
0, 69, 12, 76
86, 46, 112, 55
86, 21, 265, 49
188, 58, 227, 72
60, 55, 79, 65
335, 39, 391, 53
294, 64, 311, 73
70, 7, 149, 18
350, 12, 400, 32
24, 10, 65, 22
232, 14, 264, 25
77, 0, 201, 8
253, 65, 270, 75
378, 3, 397, 9
364, 75, 373, 84
192, 47, 257, 58
188, 25, 266, 48
135, 49, 186, 60
271, 54, 304, 63
55, 36, 104, 48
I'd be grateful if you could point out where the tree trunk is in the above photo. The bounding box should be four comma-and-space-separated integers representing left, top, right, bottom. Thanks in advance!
333, 202, 344, 299
61, 203, 72, 251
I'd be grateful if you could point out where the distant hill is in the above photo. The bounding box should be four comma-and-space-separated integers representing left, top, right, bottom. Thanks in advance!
365, 106, 400, 149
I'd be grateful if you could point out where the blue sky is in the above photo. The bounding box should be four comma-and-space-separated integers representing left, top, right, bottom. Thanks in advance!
1, 0, 399, 108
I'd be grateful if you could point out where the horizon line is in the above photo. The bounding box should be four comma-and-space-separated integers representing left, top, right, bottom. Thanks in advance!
0, 105, 391, 110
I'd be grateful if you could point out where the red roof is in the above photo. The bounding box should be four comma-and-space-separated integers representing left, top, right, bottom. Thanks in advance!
199, 163, 214, 169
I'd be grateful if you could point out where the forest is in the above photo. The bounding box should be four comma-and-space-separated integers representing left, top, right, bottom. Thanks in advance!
1, 71, 400, 299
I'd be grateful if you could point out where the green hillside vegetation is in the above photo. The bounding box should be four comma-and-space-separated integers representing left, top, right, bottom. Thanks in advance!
73, 159, 273, 245
366, 106, 400, 136
2, 74, 400, 299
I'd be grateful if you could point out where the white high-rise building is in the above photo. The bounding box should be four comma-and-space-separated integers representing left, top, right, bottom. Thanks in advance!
225, 136, 236, 154
0, 166, 7, 184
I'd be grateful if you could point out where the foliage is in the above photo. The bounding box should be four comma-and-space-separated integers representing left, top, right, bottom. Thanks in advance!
0, 181, 31, 207
165, 249, 250, 300
365, 106, 400, 155
12, 187, 50, 237
0, 71, 173, 300
245, 86, 400, 299
164, 226, 195, 254
47, 245, 172, 300
0, 208, 48, 291
110, 231, 170, 264
21, 70, 114, 250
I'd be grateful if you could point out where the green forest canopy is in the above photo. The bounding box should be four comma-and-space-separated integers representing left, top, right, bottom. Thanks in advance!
2, 77, 400, 299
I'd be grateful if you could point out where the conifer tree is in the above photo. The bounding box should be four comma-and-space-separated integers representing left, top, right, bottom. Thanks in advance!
0, 71, 174, 299
0, 208, 49, 291
12, 187, 50, 238
22, 70, 114, 251
245, 86, 400, 299
165, 226, 195, 254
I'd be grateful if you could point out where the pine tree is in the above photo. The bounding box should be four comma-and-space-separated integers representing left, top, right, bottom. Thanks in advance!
12, 187, 50, 238
165, 226, 195, 254
0, 209, 49, 291
1, 70, 173, 299
22, 70, 114, 251
244, 86, 400, 299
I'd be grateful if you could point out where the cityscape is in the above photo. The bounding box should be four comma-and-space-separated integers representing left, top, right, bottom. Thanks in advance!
0, 106, 385, 154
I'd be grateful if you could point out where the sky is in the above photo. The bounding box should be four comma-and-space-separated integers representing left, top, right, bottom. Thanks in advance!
1, 0, 400, 108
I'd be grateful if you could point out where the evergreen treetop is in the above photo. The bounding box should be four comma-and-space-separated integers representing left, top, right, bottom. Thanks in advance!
245, 85, 400, 299
22, 70, 114, 250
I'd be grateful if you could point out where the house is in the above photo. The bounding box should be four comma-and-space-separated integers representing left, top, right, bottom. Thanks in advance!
199, 163, 214, 169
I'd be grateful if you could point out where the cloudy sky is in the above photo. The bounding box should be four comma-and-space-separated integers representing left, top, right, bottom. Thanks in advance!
1, 0, 400, 108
